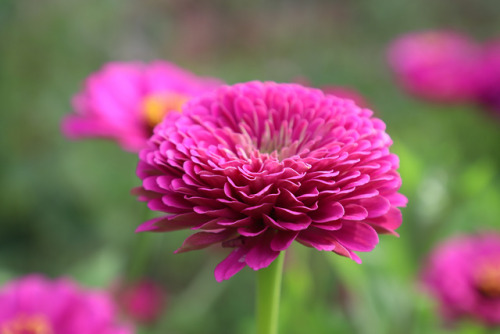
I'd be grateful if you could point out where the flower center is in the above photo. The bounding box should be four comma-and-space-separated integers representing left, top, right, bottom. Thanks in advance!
475, 261, 500, 298
1, 314, 53, 334
142, 93, 189, 128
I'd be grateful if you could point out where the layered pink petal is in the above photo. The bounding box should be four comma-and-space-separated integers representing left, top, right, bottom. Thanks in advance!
135, 81, 406, 280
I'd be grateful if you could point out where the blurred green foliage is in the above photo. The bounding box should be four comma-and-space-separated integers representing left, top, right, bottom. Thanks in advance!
1, 0, 500, 333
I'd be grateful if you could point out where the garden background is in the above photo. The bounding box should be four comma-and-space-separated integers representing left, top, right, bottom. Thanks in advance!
1, 0, 500, 333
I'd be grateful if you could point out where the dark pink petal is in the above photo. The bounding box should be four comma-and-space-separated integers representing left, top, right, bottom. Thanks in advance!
385, 192, 408, 207
331, 240, 351, 258
342, 204, 369, 220
175, 230, 235, 253
238, 224, 268, 237
334, 221, 379, 252
193, 206, 239, 219
135, 213, 206, 232
271, 231, 299, 251
245, 240, 281, 270
217, 217, 253, 227
359, 196, 391, 218
312, 220, 342, 231
263, 214, 286, 230
367, 207, 402, 235
214, 247, 249, 282
277, 216, 312, 231
296, 228, 337, 251
276, 188, 304, 207
311, 200, 345, 223
241, 203, 274, 217
217, 198, 250, 211
131, 187, 161, 201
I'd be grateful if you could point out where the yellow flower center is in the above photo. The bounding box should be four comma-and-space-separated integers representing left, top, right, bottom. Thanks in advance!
142, 93, 189, 128
476, 261, 500, 298
1, 314, 53, 334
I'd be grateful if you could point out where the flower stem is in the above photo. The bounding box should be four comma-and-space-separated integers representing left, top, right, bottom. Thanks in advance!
256, 251, 285, 334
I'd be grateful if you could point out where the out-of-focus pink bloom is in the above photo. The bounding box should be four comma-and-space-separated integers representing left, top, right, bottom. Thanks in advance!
115, 280, 166, 324
134, 81, 406, 282
0, 275, 133, 334
388, 31, 480, 103
474, 41, 500, 116
62, 61, 223, 152
422, 234, 500, 326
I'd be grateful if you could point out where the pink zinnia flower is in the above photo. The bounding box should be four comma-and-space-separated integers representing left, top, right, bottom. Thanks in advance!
387, 31, 480, 103
422, 234, 500, 326
0, 275, 133, 334
62, 61, 223, 152
134, 81, 407, 282
114, 280, 166, 324
474, 41, 500, 116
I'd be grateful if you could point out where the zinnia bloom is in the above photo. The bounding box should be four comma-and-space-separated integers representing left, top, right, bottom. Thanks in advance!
422, 234, 500, 326
474, 41, 500, 116
387, 31, 480, 103
114, 280, 166, 324
134, 81, 406, 282
62, 61, 223, 152
0, 275, 132, 334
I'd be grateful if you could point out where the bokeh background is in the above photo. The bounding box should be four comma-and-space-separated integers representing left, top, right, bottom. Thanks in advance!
1, 0, 500, 333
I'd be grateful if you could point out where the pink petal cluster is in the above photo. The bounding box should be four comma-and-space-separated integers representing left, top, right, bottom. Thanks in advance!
422, 234, 500, 326
62, 61, 223, 152
0, 275, 133, 334
134, 81, 406, 282
114, 280, 166, 324
387, 31, 480, 102
474, 41, 500, 116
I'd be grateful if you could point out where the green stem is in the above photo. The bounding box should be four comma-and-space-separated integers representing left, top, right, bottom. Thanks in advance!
256, 251, 285, 334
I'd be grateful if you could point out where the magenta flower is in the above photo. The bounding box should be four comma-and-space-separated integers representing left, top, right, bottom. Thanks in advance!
422, 234, 500, 326
114, 280, 166, 324
388, 31, 480, 103
62, 61, 223, 152
0, 275, 133, 334
134, 81, 406, 282
474, 41, 500, 116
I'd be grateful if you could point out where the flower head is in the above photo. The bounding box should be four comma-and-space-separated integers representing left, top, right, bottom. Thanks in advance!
0, 275, 132, 334
387, 31, 480, 102
62, 61, 223, 152
134, 81, 406, 282
422, 234, 500, 326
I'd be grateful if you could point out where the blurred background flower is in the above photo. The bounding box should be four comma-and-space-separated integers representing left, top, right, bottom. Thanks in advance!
62, 61, 223, 152
422, 234, 500, 326
0, 275, 133, 334
113, 279, 167, 325
387, 30, 480, 103
474, 41, 500, 117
